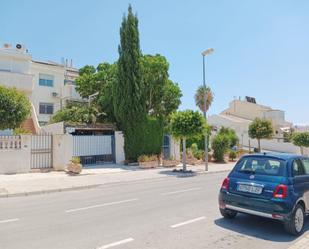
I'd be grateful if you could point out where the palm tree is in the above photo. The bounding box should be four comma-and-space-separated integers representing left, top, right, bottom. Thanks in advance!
195, 85, 214, 113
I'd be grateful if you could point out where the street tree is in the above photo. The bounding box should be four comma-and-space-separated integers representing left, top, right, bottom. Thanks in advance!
113, 5, 146, 161
292, 132, 309, 155
248, 118, 273, 152
195, 85, 214, 113
170, 110, 206, 171
75, 63, 117, 122
0, 86, 31, 130
141, 54, 182, 117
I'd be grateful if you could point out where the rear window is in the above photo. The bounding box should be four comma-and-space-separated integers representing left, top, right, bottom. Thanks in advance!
235, 157, 286, 176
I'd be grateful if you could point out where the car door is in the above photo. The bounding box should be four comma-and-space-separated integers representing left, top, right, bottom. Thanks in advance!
300, 158, 309, 211
292, 159, 309, 209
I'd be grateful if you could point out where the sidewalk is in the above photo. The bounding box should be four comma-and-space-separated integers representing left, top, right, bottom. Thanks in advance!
0, 162, 235, 198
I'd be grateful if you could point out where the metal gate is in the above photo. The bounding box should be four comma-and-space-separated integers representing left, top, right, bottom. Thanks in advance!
31, 134, 53, 169
73, 135, 115, 165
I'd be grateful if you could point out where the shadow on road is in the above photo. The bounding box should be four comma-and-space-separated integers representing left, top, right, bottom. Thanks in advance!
214, 213, 309, 242
158, 170, 198, 178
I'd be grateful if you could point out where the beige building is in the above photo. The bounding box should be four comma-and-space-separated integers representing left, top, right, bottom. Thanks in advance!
0, 43, 83, 130
207, 97, 304, 154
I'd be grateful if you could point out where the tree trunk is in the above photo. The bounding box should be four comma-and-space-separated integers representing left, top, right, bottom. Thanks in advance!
258, 139, 261, 153
182, 138, 187, 172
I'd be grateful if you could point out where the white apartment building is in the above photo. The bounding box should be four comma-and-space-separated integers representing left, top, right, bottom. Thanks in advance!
0, 43, 83, 128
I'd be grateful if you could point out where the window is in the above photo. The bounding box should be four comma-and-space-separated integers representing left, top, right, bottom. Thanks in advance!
236, 157, 286, 176
39, 74, 54, 87
301, 159, 309, 175
39, 103, 54, 114
293, 159, 306, 176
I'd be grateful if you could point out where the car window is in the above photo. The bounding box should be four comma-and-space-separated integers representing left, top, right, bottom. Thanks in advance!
293, 159, 306, 176
301, 159, 309, 175
236, 157, 286, 176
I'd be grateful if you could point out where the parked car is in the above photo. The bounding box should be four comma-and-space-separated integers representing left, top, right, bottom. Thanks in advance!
219, 153, 309, 235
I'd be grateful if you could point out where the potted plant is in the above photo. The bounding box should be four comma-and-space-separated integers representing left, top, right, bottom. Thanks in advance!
138, 154, 159, 169
67, 156, 82, 174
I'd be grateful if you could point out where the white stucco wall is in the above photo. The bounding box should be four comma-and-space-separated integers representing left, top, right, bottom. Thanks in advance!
30, 62, 65, 124
52, 134, 73, 171
115, 131, 125, 164
0, 135, 31, 174
41, 122, 64, 135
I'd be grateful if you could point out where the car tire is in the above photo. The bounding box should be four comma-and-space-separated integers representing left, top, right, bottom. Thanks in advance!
220, 208, 237, 219
284, 204, 305, 236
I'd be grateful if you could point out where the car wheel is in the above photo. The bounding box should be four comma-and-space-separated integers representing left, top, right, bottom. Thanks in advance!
284, 204, 305, 236
220, 208, 237, 219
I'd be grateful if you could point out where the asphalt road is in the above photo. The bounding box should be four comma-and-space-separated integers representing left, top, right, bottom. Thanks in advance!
0, 172, 308, 249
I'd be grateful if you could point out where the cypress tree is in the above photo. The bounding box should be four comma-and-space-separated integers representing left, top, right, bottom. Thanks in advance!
113, 5, 146, 161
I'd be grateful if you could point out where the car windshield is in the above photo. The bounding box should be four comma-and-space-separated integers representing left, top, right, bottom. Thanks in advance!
236, 157, 286, 176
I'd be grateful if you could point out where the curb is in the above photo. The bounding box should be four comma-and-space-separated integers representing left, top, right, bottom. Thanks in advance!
0, 169, 231, 198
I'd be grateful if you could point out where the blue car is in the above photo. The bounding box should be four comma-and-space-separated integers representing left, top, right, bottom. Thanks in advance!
219, 153, 309, 235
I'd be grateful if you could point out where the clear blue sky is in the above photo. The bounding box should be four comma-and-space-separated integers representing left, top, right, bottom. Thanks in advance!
1, 0, 309, 124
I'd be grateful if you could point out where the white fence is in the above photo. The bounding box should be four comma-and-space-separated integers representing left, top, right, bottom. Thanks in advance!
73, 135, 113, 156
0, 136, 21, 150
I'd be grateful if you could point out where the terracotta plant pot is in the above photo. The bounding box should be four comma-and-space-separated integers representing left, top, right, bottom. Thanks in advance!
139, 161, 158, 169
67, 162, 82, 174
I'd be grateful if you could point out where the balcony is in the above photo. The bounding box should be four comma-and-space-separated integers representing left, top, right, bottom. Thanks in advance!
62, 84, 83, 101
0, 70, 34, 93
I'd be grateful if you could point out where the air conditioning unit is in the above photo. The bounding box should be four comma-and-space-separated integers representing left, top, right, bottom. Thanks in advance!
52, 92, 59, 97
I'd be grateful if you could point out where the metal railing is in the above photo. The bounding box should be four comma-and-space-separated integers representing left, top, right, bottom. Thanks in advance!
0, 136, 21, 150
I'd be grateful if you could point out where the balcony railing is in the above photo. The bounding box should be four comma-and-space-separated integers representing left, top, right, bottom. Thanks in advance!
0, 70, 34, 92
0, 136, 21, 150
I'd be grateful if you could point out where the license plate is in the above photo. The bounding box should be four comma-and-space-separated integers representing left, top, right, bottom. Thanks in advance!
237, 184, 263, 194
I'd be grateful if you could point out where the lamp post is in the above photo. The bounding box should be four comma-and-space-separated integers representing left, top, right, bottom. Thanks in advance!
202, 48, 214, 171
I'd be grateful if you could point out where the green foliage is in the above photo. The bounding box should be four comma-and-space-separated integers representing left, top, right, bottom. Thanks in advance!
113, 5, 145, 128
195, 85, 214, 113
50, 105, 102, 124
75, 63, 117, 122
229, 150, 237, 161
170, 110, 206, 139
211, 134, 230, 161
292, 132, 309, 148
186, 124, 211, 150
0, 86, 31, 130
141, 55, 182, 117
249, 118, 273, 140
71, 156, 81, 164
13, 128, 32, 135
189, 143, 205, 160
124, 116, 164, 161
218, 127, 239, 147
138, 154, 158, 162
249, 118, 273, 152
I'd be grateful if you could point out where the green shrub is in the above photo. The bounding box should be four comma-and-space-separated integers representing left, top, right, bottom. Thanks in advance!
138, 154, 158, 162
13, 128, 32, 135
229, 150, 237, 161
218, 127, 239, 147
0, 86, 31, 130
211, 134, 230, 161
124, 116, 164, 161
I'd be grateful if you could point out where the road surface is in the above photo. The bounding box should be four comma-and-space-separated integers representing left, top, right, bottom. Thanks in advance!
0, 172, 308, 249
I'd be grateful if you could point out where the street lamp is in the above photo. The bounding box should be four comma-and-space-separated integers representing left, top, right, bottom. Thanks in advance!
88, 92, 99, 107
202, 48, 214, 171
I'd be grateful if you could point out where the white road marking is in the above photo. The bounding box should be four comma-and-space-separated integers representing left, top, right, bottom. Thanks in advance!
170, 216, 206, 228
161, 187, 202, 196
0, 218, 19, 224
96, 238, 134, 249
65, 198, 139, 213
